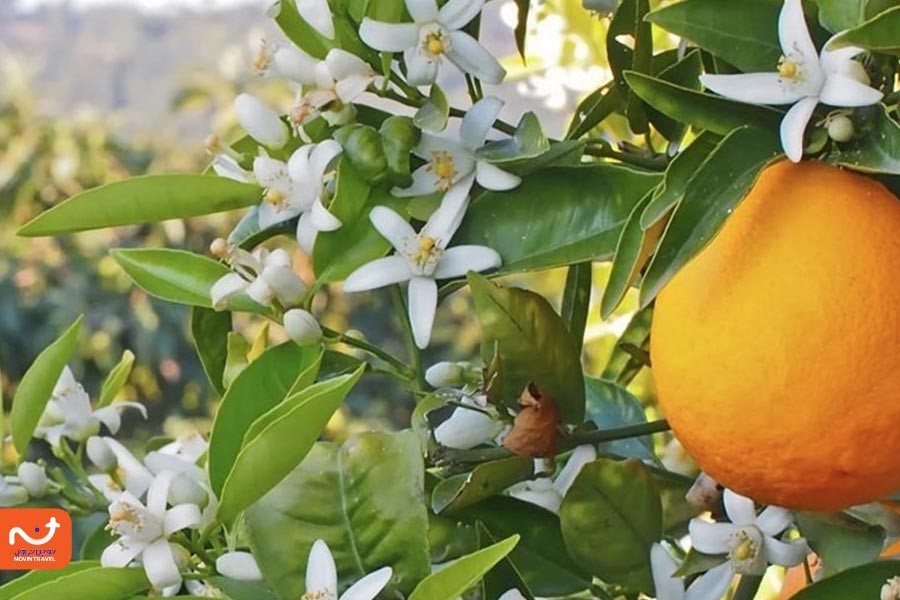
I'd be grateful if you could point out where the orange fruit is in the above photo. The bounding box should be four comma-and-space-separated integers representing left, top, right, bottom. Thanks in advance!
650, 160, 900, 511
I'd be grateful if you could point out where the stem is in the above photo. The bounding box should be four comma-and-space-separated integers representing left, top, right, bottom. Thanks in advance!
584, 140, 669, 171
321, 326, 412, 376
733, 575, 763, 600
390, 286, 426, 393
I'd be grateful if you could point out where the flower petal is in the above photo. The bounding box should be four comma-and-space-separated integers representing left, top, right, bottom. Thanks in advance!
819, 37, 865, 75
309, 199, 343, 232
212, 155, 252, 183
699, 73, 807, 105
311, 139, 343, 178
723, 490, 757, 526
497, 590, 528, 600
306, 539, 338, 597
685, 562, 734, 600
336, 73, 373, 104
404, 48, 440, 87
234, 94, 288, 149
105, 438, 155, 497
475, 161, 522, 191
421, 174, 474, 241
779, 0, 818, 65
274, 46, 319, 86
262, 264, 306, 306
164, 503, 202, 536
340, 566, 394, 600
650, 543, 686, 600
101, 539, 145, 568
147, 470, 176, 518
393, 165, 441, 197
370, 206, 416, 252
508, 482, 563, 514
460, 96, 503, 151
217, 551, 264, 582
446, 31, 506, 84
553, 445, 597, 497
780, 96, 818, 163
326, 49, 369, 80
405, 0, 439, 23
432, 245, 500, 279
359, 19, 420, 52
819, 74, 883, 107
763, 537, 808, 567
296, 213, 318, 254
142, 538, 183, 591
287, 145, 314, 182
434, 406, 501, 449
439, 0, 485, 30
211, 273, 248, 309
408, 276, 438, 348
688, 519, 736, 555
298, 0, 334, 38
344, 256, 412, 292
756, 506, 793, 537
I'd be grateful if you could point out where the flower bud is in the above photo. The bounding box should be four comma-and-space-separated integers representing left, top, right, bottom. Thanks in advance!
827, 115, 855, 143
87, 436, 118, 472
216, 551, 264, 581
0, 480, 28, 507
434, 403, 503, 450
17, 462, 49, 497
283, 309, 323, 346
233, 93, 289, 149
209, 238, 229, 259
425, 362, 465, 388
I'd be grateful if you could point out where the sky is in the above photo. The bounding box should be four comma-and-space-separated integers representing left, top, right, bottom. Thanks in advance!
13, 0, 266, 13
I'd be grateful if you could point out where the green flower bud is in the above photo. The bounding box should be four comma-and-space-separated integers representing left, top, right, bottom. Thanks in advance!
827, 115, 855, 143
335, 124, 387, 181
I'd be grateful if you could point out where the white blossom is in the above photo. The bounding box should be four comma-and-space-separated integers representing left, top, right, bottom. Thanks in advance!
434, 395, 503, 450
87, 437, 155, 503
288, 49, 375, 128
303, 539, 393, 600
507, 445, 596, 514
233, 93, 290, 149
210, 247, 307, 310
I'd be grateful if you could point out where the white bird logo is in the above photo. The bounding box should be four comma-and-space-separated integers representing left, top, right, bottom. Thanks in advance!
8, 517, 61, 546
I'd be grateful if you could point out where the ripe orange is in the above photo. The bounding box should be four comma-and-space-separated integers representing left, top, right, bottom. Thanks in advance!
650, 160, 900, 511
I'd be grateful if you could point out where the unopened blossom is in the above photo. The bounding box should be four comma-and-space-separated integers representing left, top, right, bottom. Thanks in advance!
303, 539, 393, 600
233, 93, 290, 149
210, 247, 307, 310
35, 367, 146, 446
425, 361, 467, 388
17, 462, 48, 498
343, 178, 501, 348
507, 445, 596, 513
395, 96, 521, 197
685, 490, 808, 599
288, 49, 375, 128
102, 470, 202, 590
699, 0, 882, 162
216, 551, 263, 582
360, 0, 505, 86
283, 309, 323, 346
434, 394, 504, 450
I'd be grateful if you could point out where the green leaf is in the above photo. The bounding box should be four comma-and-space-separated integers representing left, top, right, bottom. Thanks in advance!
0, 562, 97, 600
601, 305, 653, 386
414, 84, 450, 133
206, 577, 280, 600
513, 0, 529, 60
217, 367, 363, 523
245, 431, 430, 598
80, 520, 115, 561
625, 71, 782, 136
17, 174, 260, 237
566, 85, 624, 140
228, 206, 296, 249
559, 458, 662, 593
223, 332, 251, 389
111, 249, 230, 309
432, 457, 535, 514
608, 0, 652, 134
827, 104, 900, 175
477, 112, 550, 165
641, 132, 720, 230
829, 5, 900, 54
313, 160, 408, 283
476, 523, 536, 600
11, 316, 82, 453
408, 535, 520, 600
646, 50, 705, 142
96, 350, 134, 408
455, 165, 660, 273
600, 189, 659, 319
647, 0, 781, 73
468, 274, 585, 424
271, 0, 332, 59
208, 342, 322, 496
791, 561, 900, 599
817, 0, 867, 31
561, 262, 593, 351
640, 127, 782, 307
190, 307, 231, 396
797, 512, 885, 575
584, 379, 654, 461
5, 562, 149, 600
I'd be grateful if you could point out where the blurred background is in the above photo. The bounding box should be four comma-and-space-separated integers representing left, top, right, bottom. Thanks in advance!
0, 0, 650, 444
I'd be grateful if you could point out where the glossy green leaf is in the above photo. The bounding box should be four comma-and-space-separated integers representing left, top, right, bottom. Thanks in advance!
228, 206, 296, 249
455, 165, 660, 273
111, 249, 227, 309
223, 332, 251, 389
584, 379, 654, 461
566, 85, 623, 140
829, 6, 900, 53
408, 535, 520, 600
797, 512, 885, 575
560, 458, 662, 593
641, 132, 720, 230
313, 160, 408, 283
208, 342, 322, 496
625, 71, 782, 136
647, 50, 705, 142
217, 367, 363, 523
640, 127, 782, 307
647, 0, 781, 72
828, 104, 900, 175
11, 316, 82, 453
80, 520, 115, 561
602, 305, 653, 386
95, 350, 134, 409
561, 262, 592, 351
792, 561, 900, 599
468, 274, 585, 424
190, 307, 231, 396
817, 0, 867, 31
0, 562, 98, 600
246, 431, 430, 598
432, 457, 535, 514
206, 577, 279, 600
608, 0, 652, 134
455, 497, 592, 597
17, 174, 260, 237
5, 562, 149, 600
476, 523, 536, 600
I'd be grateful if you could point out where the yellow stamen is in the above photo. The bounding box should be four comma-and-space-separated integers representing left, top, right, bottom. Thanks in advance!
428, 151, 457, 191
265, 189, 286, 207
778, 58, 799, 80
733, 539, 754, 561
425, 33, 446, 56
411, 236, 440, 267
